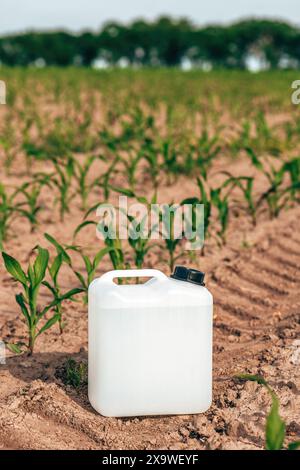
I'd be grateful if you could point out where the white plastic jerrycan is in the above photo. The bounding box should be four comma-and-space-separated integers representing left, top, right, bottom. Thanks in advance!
88, 266, 213, 417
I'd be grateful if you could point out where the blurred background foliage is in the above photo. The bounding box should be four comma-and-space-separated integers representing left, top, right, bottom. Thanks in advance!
0, 17, 300, 69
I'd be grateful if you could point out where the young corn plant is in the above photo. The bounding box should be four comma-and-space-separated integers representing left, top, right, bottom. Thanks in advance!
15, 176, 51, 232
102, 232, 128, 273
49, 156, 75, 221
74, 190, 146, 277
210, 185, 230, 245
98, 155, 121, 200
253, 111, 281, 156
247, 149, 299, 218
120, 151, 144, 192
43, 233, 79, 334
160, 139, 180, 183
2, 247, 82, 355
0, 184, 16, 249
221, 173, 257, 225
196, 177, 212, 243
0, 183, 26, 249
127, 214, 154, 269
118, 189, 158, 269
74, 214, 129, 277
191, 129, 221, 179
67, 244, 114, 301
230, 120, 251, 156
73, 155, 103, 210
109, 187, 157, 270
0, 114, 17, 175
181, 177, 212, 256
283, 157, 300, 201
141, 137, 160, 189
158, 203, 185, 273
237, 374, 300, 451
192, 177, 232, 247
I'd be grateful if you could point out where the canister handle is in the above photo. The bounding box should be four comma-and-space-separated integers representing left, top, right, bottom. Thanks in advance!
99, 269, 168, 283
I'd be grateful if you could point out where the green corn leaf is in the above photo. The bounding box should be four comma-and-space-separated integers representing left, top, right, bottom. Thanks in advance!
33, 246, 49, 285
40, 287, 84, 317
266, 393, 285, 450
180, 197, 200, 205
93, 247, 114, 270
36, 314, 60, 337
84, 202, 101, 219
82, 254, 93, 274
27, 264, 35, 286
66, 157, 74, 178
44, 233, 71, 265
288, 441, 300, 450
196, 177, 209, 205
42, 280, 58, 298
2, 252, 27, 285
245, 147, 264, 171
6, 343, 24, 354
49, 253, 63, 283
73, 220, 97, 239
109, 185, 135, 197
59, 287, 84, 301
15, 293, 31, 327
74, 270, 87, 289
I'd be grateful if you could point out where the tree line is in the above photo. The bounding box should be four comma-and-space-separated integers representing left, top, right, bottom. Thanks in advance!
0, 17, 300, 69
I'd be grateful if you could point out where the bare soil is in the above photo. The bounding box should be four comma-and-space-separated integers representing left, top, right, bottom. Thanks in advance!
0, 154, 299, 450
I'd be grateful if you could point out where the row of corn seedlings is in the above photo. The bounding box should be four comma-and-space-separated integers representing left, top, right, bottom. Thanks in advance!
1, 150, 299, 264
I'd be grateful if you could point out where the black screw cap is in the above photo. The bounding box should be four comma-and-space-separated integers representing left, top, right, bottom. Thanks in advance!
171, 266, 205, 286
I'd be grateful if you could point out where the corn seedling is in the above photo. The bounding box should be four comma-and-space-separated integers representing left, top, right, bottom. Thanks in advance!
237, 374, 300, 451
246, 148, 287, 218
161, 140, 180, 182
221, 173, 257, 225
15, 176, 51, 232
49, 156, 75, 221
49, 221, 111, 296
156, 203, 184, 273
254, 111, 281, 156
2, 247, 82, 355
73, 155, 103, 210
196, 177, 212, 242
283, 157, 300, 201
191, 129, 221, 179
247, 150, 300, 218
210, 185, 231, 245
67, 244, 113, 301
96, 155, 120, 200
0, 183, 25, 249
103, 233, 128, 273
0, 114, 17, 175
231, 120, 251, 156
181, 177, 212, 256
75, 215, 129, 277
122, 151, 145, 191
141, 137, 160, 189
127, 213, 154, 269
43, 233, 79, 333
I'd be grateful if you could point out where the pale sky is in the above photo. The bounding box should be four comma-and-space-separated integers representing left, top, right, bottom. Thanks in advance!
1, 0, 300, 35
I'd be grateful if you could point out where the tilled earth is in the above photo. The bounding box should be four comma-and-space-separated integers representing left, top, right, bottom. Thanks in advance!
0, 204, 299, 449
0, 153, 299, 450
